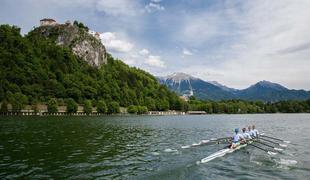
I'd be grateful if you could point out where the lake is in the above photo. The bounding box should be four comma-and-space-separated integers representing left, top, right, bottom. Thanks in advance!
0, 114, 309, 179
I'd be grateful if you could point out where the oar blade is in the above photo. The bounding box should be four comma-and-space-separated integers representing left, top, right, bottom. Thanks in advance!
274, 147, 283, 151
279, 144, 287, 147
267, 151, 278, 155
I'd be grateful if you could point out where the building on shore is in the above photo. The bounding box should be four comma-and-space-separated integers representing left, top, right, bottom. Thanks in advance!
187, 111, 207, 115
148, 111, 185, 115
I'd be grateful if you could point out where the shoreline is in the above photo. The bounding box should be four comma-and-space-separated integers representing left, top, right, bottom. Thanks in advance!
0, 112, 309, 117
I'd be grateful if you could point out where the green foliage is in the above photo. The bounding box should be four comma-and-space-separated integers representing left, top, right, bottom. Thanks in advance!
84, 100, 92, 114
187, 99, 310, 114
137, 106, 148, 114
0, 24, 182, 111
0, 101, 8, 112
73, 21, 89, 32
107, 101, 120, 114
127, 105, 148, 114
47, 99, 58, 113
97, 100, 107, 113
66, 98, 77, 113
7, 92, 28, 111
0, 87, 4, 102
127, 105, 138, 114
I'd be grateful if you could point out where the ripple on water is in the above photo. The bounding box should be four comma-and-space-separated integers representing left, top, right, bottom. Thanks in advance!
164, 148, 178, 153
275, 158, 298, 167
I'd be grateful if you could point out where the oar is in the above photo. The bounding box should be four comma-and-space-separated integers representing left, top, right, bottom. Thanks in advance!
248, 143, 277, 155
259, 137, 288, 147
255, 141, 284, 151
260, 134, 290, 143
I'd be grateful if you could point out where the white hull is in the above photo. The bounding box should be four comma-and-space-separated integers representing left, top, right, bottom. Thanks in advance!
200, 142, 251, 163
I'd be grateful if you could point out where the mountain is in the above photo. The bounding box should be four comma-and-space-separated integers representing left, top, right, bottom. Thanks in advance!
0, 23, 184, 111
157, 73, 236, 100
208, 81, 237, 92
237, 80, 310, 102
158, 73, 310, 102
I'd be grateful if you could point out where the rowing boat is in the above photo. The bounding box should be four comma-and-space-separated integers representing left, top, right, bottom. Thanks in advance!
200, 133, 283, 163
200, 140, 254, 163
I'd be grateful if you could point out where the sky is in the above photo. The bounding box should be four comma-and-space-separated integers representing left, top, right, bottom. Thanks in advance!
1, 0, 310, 90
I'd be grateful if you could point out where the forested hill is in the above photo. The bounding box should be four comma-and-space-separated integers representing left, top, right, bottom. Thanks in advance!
0, 24, 185, 111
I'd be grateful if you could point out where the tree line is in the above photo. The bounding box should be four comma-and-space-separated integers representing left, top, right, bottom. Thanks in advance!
187, 97, 310, 113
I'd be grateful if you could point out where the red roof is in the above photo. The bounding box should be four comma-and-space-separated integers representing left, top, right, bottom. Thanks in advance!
40, 18, 56, 22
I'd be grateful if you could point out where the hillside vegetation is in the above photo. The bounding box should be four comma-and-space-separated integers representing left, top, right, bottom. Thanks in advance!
0, 24, 185, 112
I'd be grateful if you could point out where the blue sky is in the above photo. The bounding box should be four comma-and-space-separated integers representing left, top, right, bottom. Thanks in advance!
1, 0, 310, 89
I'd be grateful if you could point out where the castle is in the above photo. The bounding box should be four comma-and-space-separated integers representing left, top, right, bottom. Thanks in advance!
40, 18, 57, 26
39, 18, 100, 40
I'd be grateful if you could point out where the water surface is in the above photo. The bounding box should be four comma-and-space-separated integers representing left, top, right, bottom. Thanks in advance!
0, 114, 309, 179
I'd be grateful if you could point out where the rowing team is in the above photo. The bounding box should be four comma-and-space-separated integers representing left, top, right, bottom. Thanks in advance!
230, 125, 259, 149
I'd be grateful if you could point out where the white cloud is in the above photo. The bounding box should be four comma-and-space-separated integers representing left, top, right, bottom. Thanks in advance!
100, 32, 134, 53
176, 12, 222, 45
183, 48, 193, 56
173, 0, 310, 89
146, 55, 165, 68
139, 48, 149, 56
95, 0, 140, 16
145, 2, 165, 13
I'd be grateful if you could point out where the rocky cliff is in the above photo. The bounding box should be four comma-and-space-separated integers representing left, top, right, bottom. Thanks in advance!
33, 23, 107, 67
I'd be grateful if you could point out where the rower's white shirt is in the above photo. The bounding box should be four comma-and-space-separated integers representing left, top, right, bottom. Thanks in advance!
253, 129, 259, 136
233, 133, 244, 143
237, 133, 245, 139
242, 132, 252, 139
250, 130, 256, 137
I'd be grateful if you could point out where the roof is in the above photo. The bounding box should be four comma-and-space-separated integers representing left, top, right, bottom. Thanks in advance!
40, 18, 56, 22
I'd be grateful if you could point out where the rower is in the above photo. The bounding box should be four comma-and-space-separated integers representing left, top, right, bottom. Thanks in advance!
248, 126, 256, 137
230, 128, 244, 149
242, 127, 252, 140
252, 125, 259, 137
247, 126, 253, 136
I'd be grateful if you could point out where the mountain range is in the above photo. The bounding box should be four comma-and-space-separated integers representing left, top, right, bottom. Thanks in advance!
157, 73, 310, 102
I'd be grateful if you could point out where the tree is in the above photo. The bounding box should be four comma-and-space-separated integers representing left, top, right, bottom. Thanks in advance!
66, 98, 77, 113
97, 100, 107, 113
156, 99, 169, 111
127, 105, 138, 114
0, 101, 8, 112
107, 101, 120, 114
47, 99, 58, 113
73, 20, 89, 31
137, 106, 148, 114
145, 97, 156, 111
84, 100, 92, 114
8, 92, 28, 112
0, 87, 4, 102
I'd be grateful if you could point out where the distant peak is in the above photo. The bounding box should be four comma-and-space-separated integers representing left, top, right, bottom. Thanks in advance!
164, 72, 197, 81
257, 80, 273, 85
251, 80, 288, 90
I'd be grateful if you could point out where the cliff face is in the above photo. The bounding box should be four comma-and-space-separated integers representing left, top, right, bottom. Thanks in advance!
34, 23, 107, 67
